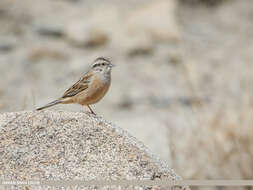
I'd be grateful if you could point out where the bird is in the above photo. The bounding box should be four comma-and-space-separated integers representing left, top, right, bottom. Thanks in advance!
36, 57, 114, 114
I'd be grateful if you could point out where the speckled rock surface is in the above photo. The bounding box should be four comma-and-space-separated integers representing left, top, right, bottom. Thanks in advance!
0, 111, 185, 190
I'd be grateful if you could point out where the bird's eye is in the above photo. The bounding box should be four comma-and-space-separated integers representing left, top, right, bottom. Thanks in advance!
102, 63, 105, 66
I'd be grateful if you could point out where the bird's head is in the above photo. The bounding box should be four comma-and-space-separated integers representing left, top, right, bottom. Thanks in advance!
91, 57, 114, 74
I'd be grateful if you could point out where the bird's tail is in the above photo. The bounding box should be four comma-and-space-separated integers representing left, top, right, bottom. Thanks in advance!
36, 100, 61, 111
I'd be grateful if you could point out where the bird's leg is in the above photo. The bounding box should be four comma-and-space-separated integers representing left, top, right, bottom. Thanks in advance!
87, 105, 96, 115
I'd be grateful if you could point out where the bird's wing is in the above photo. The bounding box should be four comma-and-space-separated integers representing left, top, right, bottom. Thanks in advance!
61, 72, 92, 98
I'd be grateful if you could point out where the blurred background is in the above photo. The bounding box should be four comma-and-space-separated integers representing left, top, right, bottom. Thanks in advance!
0, 0, 253, 189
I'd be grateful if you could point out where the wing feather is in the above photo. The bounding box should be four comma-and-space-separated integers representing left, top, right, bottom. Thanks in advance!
61, 72, 92, 98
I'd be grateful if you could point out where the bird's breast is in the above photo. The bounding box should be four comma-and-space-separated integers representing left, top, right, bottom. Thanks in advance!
75, 75, 111, 105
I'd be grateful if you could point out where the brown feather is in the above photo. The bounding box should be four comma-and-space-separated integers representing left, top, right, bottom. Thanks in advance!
62, 72, 92, 98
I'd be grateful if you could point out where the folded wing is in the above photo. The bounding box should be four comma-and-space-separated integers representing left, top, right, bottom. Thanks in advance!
62, 72, 92, 98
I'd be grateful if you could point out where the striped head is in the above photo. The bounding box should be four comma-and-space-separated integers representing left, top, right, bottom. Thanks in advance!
91, 57, 114, 74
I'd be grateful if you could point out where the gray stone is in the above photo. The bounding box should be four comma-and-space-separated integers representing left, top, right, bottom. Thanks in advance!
64, 21, 108, 48
0, 36, 17, 51
0, 111, 187, 190
179, 0, 229, 6
34, 24, 64, 38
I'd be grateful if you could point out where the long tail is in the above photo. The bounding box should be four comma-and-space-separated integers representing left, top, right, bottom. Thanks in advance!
36, 100, 61, 111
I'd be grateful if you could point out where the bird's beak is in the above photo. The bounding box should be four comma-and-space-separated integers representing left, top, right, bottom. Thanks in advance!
110, 63, 115, 68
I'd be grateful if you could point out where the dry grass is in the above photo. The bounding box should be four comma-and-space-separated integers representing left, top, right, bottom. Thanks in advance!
167, 62, 253, 190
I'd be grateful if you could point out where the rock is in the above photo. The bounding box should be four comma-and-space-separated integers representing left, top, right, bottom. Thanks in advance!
64, 21, 108, 48
34, 24, 64, 38
179, 0, 229, 6
113, 0, 181, 55
0, 36, 17, 51
63, 1, 181, 53
84, 30, 108, 48
0, 43, 13, 52
125, 0, 181, 42
63, 5, 116, 49
27, 47, 68, 62
0, 111, 187, 190
125, 33, 154, 57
